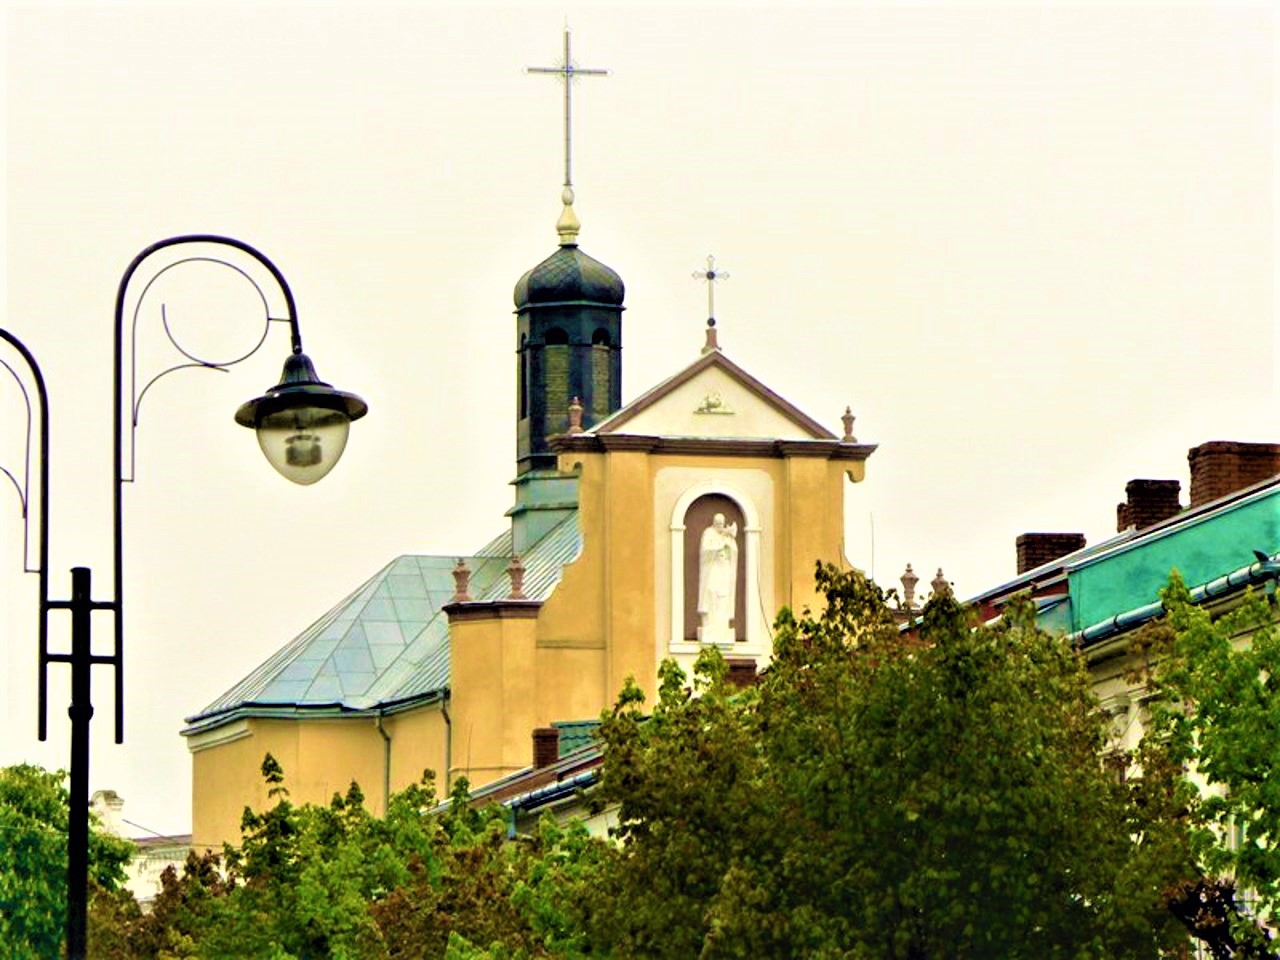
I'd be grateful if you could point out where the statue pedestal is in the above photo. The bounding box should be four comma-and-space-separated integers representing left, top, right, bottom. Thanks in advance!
697, 620, 736, 648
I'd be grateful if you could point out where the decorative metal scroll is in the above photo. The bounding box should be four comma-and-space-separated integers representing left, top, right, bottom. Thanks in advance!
121, 253, 291, 485
0, 352, 37, 573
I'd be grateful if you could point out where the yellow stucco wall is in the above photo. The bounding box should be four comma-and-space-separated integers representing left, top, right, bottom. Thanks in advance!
605, 451, 656, 700
783, 454, 835, 615
541, 445, 855, 708
384, 706, 449, 800
448, 612, 538, 785
188, 704, 448, 851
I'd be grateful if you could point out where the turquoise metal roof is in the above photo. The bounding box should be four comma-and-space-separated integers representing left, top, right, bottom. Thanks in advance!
184, 512, 581, 733
553, 719, 601, 757
1070, 550, 1280, 649
1067, 483, 1280, 631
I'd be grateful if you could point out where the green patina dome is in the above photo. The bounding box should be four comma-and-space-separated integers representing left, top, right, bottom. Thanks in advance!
513, 244, 625, 309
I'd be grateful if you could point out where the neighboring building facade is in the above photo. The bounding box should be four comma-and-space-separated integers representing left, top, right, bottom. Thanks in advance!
90, 790, 191, 908
183, 196, 875, 850
975, 441, 1280, 759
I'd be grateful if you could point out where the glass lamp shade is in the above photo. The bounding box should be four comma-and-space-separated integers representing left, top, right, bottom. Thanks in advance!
236, 351, 368, 485
254, 405, 351, 485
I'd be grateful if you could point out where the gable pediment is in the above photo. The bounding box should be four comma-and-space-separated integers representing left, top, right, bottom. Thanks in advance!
592, 350, 836, 441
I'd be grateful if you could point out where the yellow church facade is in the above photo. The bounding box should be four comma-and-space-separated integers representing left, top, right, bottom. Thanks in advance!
447, 343, 873, 790
184, 212, 873, 851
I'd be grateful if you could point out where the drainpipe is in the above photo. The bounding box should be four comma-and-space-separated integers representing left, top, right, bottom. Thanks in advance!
374, 711, 391, 816
441, 693, 452, 795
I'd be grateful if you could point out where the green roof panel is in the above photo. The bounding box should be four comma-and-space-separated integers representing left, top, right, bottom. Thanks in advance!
184, 512, 582, 732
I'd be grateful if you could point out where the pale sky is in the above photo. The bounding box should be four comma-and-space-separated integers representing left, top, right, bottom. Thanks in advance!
1, 3, 1273, 839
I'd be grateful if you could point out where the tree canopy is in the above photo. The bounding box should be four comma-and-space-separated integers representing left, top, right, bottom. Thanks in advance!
0, 763, 132, 959
581, 563, 1185, 958
88, 758, 599, 959
1138, 573, 1280, 957
76, 562, 1280, 958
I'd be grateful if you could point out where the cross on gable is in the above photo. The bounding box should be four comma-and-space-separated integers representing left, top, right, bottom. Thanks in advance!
693, 254, 730, 324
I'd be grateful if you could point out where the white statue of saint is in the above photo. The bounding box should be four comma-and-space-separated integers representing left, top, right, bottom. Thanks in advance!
697, 513, 739, 646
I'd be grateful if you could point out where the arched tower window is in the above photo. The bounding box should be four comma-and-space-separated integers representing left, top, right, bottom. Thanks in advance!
518, 333, 528, 419
543, 327, 570, 434
682, 494, 747, 643
590, 328, 611, 419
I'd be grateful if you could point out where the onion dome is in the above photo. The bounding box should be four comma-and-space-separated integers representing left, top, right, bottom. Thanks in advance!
513, 244, 625, 310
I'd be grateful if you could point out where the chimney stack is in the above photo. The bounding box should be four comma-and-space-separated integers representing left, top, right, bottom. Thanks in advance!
726, 658, 758, 689
532, 727, 560, 769
1016, 533, 1086, 575
1188, 441, 1280, 508
1116, 479, 1181, 532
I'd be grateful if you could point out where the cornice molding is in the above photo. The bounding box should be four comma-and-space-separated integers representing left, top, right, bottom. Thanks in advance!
551, 433, 877, 461
444, 600, 544, 622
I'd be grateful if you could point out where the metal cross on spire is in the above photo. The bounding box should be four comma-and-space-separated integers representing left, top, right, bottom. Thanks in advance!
694, 255, 729, 352
693, 255, 730, 323
526, 26, 609, 197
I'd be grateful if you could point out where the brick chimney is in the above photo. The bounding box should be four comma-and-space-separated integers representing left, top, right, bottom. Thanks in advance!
532, 727, 560, 769
726, 658, 758, 689
1116, 479, 1181, 532
1188, 441, 1280, 508
1016, 533, 1086, 575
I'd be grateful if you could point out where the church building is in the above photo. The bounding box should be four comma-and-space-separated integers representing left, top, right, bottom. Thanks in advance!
182, 41, 875, 849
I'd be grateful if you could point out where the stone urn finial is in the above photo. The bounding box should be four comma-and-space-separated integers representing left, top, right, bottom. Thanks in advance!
568, 396, 584, 433
451, 558, 471, 602
900, 563, 919, 610
931, 567, 951, 598
507, 555, 527, 600
841, 406, 856, 443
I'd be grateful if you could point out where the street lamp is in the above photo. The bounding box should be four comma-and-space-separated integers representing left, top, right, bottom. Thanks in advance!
237, 350, 367, 485
1, 234, 367, 959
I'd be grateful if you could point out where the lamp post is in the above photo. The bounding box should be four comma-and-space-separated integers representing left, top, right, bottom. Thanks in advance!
1, 234, 367, 959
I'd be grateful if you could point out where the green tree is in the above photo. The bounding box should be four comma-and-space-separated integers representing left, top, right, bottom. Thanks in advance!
197, 755, 420, 958
1141, 573, 1280, 957
582, 563, 1184, 958
366, 778, 601, 959
0, 763, 133, 959
111, 757, 600, 959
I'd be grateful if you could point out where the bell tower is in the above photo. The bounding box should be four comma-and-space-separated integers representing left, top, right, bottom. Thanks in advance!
508, 27, 623, 551
513, 236, 623, 474
515, 26, 622, 475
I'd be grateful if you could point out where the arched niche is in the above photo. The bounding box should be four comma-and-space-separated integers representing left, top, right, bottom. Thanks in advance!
668, 482, 764, 653
683, 494, 746, 642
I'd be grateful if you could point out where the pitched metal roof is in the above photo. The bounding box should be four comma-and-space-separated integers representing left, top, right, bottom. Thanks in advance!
183, 512, 581, 734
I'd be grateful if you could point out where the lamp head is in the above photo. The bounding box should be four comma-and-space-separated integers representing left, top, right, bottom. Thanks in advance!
235, 351, 368, 485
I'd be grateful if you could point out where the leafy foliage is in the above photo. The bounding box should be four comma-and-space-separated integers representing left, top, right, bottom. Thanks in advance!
584, 563, 1183, 958
82, 563, 1280, 958
0, 763, 133, 959
1141, 572, 1280, 956
89, 759, 597, 959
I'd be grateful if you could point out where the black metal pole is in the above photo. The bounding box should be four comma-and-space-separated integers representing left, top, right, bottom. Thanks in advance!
64, 566, 94, 960
0, 237, 308, 959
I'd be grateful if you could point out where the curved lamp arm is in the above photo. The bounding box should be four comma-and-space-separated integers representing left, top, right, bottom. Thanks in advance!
111, 234, 367, 742
0, 330, 51, 738
110, 235, 288, 744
